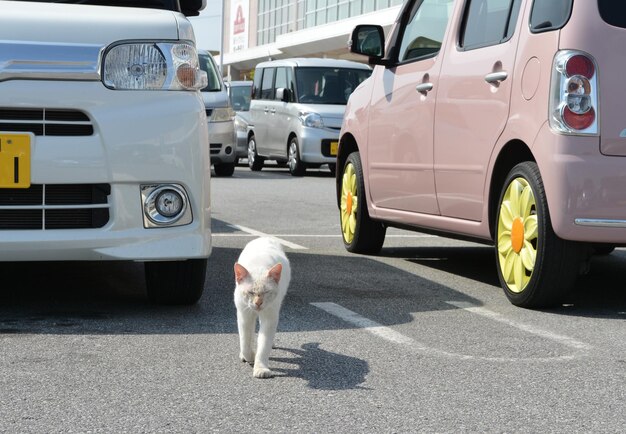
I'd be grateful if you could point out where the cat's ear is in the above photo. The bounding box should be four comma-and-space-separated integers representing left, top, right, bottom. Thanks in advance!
234, 263, 249, 284
267, 263, 282, 284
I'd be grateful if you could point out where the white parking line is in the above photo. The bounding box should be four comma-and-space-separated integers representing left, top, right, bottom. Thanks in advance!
226, 224, 308, 250
445, 301, 591, 351
312, 302, 415, 346
311, 301, 587, 362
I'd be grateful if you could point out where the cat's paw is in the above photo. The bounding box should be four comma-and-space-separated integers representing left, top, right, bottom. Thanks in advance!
239, 351, 255, 364
253, 367, 273, 379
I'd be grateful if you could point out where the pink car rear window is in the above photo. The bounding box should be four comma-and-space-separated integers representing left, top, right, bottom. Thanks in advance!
598, 1, 626, 28
530, 0, 573, 32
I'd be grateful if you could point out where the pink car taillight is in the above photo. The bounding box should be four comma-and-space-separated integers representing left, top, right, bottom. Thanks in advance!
550, 51, 599, 135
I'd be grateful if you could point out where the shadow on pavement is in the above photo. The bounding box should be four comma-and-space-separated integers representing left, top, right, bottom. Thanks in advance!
271, 343, 370, 391
379, 245, 626, 319
1, 244, 624, 335
0, 247, 477, 335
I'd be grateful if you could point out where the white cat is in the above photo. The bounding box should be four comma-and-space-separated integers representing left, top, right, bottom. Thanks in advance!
234, 237, 291, 378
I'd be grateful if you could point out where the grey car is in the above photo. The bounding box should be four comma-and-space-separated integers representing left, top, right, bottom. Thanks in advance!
247, 58, 371, 176
226, 80, 253, 160
198, 51, 237, 177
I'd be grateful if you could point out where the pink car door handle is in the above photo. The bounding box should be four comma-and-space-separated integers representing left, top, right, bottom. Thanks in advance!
484, 71, 508, 83
415, 82, 434, 94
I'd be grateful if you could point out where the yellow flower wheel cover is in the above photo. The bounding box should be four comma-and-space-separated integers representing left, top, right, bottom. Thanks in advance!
497, 177, 538, 293
340, 163, 358, 243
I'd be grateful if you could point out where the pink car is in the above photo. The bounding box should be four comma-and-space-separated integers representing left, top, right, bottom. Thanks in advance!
337, 0, 625, 308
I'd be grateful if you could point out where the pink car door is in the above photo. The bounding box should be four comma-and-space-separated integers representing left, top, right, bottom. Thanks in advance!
434, 0, 524, 221
367, 0, 456, 215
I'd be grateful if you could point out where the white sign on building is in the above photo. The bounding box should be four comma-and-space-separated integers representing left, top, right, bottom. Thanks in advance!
230, 0, 249, 52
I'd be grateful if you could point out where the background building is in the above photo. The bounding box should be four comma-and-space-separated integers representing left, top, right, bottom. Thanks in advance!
218, 0, 404, 80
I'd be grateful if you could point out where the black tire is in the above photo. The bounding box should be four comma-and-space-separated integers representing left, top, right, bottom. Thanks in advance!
288, 137, 306, 176
214, 162, 235, 177
339, 152, 386, 254
495, 162, 582, 308
145, 258, 207, 305
248, 135, 264, 171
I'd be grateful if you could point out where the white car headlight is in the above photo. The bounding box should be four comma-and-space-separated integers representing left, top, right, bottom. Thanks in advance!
103, 42, 208, 91
210, 107, 236, 122
300, 112, 324, 128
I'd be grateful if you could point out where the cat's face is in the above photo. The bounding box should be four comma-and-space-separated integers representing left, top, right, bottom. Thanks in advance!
234, 263, 283, 311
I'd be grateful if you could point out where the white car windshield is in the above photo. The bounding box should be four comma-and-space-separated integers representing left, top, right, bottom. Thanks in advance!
295, 67, 371, 105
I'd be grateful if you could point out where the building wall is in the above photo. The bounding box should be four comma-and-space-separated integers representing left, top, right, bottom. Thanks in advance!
222, 0, 403, 80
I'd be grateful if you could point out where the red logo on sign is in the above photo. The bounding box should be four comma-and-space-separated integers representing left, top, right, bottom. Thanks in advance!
234, 5, 245, 35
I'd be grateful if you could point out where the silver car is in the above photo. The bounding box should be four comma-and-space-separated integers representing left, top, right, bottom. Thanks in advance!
226, 80, 253, 160
198, 51, 237, 177
248, 58, 371, 176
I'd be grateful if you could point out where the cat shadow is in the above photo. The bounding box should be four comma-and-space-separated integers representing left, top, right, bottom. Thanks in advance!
270, 343, 370, 391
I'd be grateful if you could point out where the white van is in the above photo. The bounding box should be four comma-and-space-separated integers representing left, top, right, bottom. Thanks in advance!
0, 0, 211, 305
248, 58, 371, 176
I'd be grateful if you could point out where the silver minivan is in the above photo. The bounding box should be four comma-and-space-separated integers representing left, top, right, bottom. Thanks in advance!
198, 51, 237, 177
248, 58, 371, 176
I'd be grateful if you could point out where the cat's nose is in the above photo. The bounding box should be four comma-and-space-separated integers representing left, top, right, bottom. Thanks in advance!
254, 297, 262, 308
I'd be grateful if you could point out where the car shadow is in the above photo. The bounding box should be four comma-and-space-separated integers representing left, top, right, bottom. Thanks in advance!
1, 244, 623, 335
382, 245, 500, 287
379, 245, 626, 319
229, 165, 334, 180
0, 247, 478, 335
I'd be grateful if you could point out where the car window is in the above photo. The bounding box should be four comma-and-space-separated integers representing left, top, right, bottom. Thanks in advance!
273, 67, 296, 102
596, 1, 625, 29
397, 0, 455, 63
295, 67, 371, 105
260, 67, 275, 100
198, 54, 221, 92
252, 70, 263, 99
274, 67, 288, 99
460, 0, 522, 50
229, 84, 252, 111
530, 0, 572, 32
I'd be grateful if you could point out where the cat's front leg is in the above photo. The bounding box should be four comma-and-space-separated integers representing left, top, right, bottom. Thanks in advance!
236, 309, 256, 364
253, 311, 279, 378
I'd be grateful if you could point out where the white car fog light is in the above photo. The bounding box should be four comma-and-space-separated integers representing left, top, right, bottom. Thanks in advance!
142, 184, 192, 227
156, 189, 183, 217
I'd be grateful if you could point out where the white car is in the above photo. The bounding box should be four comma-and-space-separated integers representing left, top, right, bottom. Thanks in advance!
198, 51, 237, 177
248, 58, 371, 176
0, 0, 211, 304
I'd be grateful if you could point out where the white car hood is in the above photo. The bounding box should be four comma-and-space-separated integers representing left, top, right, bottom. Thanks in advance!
0, 1, 182, 44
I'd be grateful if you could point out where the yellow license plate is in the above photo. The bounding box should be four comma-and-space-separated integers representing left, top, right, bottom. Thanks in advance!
330, 141, 338, 156
0, 133, 31, 188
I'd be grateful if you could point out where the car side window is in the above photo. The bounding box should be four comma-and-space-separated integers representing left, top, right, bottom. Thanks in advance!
397, 0, 455, 63
460, 0, 522, 50
274, 67, 296, 102
260, 67, 275, 100
252, 69, 263, 99
274, 67, 288, 100
530, 0, 572, 33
